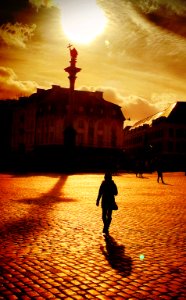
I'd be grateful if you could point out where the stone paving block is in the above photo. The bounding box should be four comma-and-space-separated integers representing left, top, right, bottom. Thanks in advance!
0, 172, 185, 299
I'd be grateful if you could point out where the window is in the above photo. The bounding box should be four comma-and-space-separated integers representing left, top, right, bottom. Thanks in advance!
19, 128, 24, 136
176, 128, 184, 138
88, 126, 94, 137
79, 106, 84, 112
49, 132, 54, 143
111, 128, 117, 147
97, 134, 103, 147
19, 115, 25, 123
176, 142, 184, 152
97, 121, 104, 131
168, 142, 173, 152
78, 119, 84, 129
88, 125, 94, 146
169, 128, 174, 137
77, 133, 84, 145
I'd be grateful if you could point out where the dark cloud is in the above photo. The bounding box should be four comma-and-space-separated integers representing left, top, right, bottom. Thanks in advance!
146, 13, 186, 38
0, 0, 29, 11
0, 0, 31, 25
132, 0, 186, 38
0, 0, 61, 46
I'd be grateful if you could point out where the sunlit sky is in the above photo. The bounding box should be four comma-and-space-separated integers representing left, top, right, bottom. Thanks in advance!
0, 0, 186, 123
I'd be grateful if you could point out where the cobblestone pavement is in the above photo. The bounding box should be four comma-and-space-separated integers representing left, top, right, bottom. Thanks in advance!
0, 172, 185, 300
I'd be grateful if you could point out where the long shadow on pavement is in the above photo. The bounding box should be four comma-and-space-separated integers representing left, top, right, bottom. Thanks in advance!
101, 235, 132, 277
0, 175, 76, 241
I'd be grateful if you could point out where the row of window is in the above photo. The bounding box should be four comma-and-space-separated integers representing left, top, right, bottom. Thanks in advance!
17, 117, 118, 133
33, 132, 117, 148
125, 127, 186, 146
13, 129, 118, 148
168, 128, 186, 138
166, 141, 186, 152
18, 103, 119, 122
77, 132, 117, 147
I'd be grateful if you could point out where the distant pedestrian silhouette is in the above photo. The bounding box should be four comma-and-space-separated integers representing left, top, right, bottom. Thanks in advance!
96, 172, 118, 234
156, 158, 165, 184
135, 160, 144, 178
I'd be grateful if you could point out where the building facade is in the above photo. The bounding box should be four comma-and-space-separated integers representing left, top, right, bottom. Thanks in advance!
5, 86, 124, 171
0, 100, 16, 154
123, 102, 186, 171
11, 86, 124, 152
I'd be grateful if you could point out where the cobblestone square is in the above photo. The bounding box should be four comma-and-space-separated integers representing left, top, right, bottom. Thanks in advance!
0, 172, 185, 299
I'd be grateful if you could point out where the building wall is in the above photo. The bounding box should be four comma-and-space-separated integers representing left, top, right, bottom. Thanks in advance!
123, 105, 186, 171
0, 101, 15, 155
10, 87, 125, 153
11, 102, 36, 152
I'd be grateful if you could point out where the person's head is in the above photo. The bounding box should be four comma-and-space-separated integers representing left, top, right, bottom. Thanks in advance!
104, 172, 112, 181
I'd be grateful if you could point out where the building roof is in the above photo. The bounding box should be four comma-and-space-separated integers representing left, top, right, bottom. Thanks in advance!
130, 102, 186, 130
17, 86, 125, 121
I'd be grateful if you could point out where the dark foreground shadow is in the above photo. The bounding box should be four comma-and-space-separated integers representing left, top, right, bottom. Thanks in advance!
100, 235, 132, 277
0, 175, 76, 241
157, 181, 173, 186
138, 175, 149, 179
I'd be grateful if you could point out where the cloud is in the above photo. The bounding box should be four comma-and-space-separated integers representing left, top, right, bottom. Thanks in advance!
132, 0, 186, 38
80, 85, 159, 123
100, 87, 160, 123
134, 0, 186, 15
0, 67, 37, 99
122, 95, 159, 121
151, 92, 185, 111
0, 22, 36, 48
29, 0, 96, 10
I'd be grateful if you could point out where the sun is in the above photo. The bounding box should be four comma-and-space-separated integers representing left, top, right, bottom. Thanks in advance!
61, 1, 107, 44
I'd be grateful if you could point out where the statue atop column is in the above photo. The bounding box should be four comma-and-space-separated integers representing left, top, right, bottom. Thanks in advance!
65, 44, 81, 91
68, 44, 78, 61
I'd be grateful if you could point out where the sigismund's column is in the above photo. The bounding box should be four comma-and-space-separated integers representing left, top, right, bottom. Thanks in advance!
64, 45, 81, 126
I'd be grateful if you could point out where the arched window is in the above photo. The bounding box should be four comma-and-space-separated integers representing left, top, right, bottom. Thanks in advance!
97, 121, 104, 131
97, 133, 103, 147
77, 133, 84, 146
111, 127, 117, 147
64, 126, 76, 148
88, 121, 94, 146
78, 119, 84, 129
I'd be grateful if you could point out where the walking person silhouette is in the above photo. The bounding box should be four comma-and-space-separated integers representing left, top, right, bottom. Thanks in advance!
96, 172, 118, 234
156, 158, 165, 184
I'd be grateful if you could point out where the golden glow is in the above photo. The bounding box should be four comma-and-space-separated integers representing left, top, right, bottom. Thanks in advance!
61, 1, 107, 44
